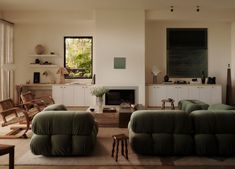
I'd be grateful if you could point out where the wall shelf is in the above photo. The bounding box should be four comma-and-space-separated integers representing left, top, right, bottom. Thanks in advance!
29, 54, 60, 58
28, 64, 58, 68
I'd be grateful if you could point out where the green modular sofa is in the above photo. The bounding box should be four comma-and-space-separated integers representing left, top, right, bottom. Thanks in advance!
178, 99, 209, 113
30, 104, 98, 156
129, 101, 235, 156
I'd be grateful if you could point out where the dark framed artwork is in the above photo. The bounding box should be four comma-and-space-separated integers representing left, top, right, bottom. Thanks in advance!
167, 28, 208, 78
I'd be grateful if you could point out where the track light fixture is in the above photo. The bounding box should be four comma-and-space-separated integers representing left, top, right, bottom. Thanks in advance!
170, 6, 174, 12
196, 6, 200, 12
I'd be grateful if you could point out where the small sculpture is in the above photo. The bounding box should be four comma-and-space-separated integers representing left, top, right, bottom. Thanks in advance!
56, 67, 69, 84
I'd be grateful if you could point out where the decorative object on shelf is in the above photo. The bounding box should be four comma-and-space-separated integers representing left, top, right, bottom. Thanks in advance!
164, 75, 169, 82
43, 61, 52, 65
35, 59, 40, 64
56, 67, 69, 84
226, 64, 232, 105
42, 71, 48, 77
207, 77, 216, 84
91, 87, 109, 113
152, 65, 161, 84
201, 71, 206, 84
33, 72, 40, 83
35, 44, 46, 55
43, 71, 55, 84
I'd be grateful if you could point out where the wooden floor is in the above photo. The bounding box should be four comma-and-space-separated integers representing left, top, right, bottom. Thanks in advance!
1, 166, 234, 169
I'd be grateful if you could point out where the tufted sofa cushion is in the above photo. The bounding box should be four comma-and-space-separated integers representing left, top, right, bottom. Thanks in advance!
129, 110, 194, 155
208, 103, 235, 110
43, 104, 67, 111
178, 100, 209, 113
30, 110, 98, 156
190, 110, 235, 156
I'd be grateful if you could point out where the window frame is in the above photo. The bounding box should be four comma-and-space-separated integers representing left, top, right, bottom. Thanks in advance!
64, 36, 93, 79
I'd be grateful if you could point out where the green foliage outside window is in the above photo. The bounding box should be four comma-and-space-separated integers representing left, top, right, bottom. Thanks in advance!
64, 37, 92, 79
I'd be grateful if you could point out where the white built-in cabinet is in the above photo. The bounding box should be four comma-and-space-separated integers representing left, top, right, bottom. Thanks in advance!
52, 85, 94, 106
147, 84, 222, 107
148, 85, 166, 107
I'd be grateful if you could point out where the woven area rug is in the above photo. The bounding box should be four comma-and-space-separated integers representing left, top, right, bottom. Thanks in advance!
173, 156, 235, 166
2, 126, 235, 166
15, 137, 235, 166
16, 137, 162, 166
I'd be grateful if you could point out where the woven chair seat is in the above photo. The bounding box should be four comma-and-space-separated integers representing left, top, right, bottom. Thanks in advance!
2, 116, 26, 127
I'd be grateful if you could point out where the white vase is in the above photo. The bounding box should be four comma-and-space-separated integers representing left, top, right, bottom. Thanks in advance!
96, 97, 103, 113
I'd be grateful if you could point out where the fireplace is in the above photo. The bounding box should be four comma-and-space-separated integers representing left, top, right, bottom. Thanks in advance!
105, 89, 135, 105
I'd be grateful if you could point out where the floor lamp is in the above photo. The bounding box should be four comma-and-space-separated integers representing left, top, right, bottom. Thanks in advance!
226, 64, 232, 105
2, 63, 16, 99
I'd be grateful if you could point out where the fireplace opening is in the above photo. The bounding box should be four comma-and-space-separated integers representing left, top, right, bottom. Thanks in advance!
105, 89, 135, 105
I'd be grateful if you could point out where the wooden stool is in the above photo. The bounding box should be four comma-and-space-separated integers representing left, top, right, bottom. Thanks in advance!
0, 144, 15, 169
111, 134, 128, 161
161, 98, 175, 110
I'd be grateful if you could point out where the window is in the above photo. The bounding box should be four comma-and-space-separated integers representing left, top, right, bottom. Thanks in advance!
64, 36, 93, 79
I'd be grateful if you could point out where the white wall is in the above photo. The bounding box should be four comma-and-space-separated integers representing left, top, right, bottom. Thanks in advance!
14, 21, 95, 84
146, 21, 231, 103
95, 10, 145, 104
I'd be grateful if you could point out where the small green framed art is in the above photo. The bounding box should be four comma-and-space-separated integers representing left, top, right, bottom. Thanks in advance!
114, 57, 126, 69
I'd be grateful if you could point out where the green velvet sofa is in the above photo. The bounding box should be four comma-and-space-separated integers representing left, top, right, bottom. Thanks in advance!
129, 101, 235, 156
30, 104, 98, 156
191, 110, 235, 156
129, 110, 194, 155
178, 99, 209, 113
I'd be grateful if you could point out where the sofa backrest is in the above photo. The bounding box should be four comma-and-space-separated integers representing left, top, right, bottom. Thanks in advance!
178, 100, 209, 113
43, 104, 67, 111
129, 110, 193, 134
32, 111, 96, 135
190, 110, 235, 134
208, 103, 235, 110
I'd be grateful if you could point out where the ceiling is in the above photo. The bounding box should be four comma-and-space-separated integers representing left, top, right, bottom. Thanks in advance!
1, 0, 235, 12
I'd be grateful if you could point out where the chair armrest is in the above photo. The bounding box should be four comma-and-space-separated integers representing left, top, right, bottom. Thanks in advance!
36, 96, 54, 104
0, 107, 19, 114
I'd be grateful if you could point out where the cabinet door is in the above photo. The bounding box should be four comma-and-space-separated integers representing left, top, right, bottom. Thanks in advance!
84, 86, 93, 106
148, 86, 157, 107
52, 85, 63, 104
63, 86, 74, 106
199, 86, 211, 103
166, 85, 188, 105
166, 86, 178, 102
155, 86, 166, 106
177, 86, 189, 104
210, 86, 222, 104
188, 86, 200, 100
74, 85, 85, 106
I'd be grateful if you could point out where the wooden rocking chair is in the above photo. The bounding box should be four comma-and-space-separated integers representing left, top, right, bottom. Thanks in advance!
0, 99, 35, 139
20, 91, 54, 112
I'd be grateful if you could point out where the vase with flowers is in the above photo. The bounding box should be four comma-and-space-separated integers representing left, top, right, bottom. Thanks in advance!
91, 87, 109, 113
